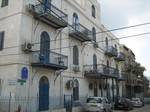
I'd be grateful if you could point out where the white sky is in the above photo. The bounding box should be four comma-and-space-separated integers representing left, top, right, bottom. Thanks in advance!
99, 0, 150, 78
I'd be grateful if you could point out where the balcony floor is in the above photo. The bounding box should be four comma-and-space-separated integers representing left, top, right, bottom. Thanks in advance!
69, 32, 92, 42
114, 57, 125, 62
34, 12, 68, 29
31, 63, 68, 70
105, 52, 117, 57
84, 72, 118, 79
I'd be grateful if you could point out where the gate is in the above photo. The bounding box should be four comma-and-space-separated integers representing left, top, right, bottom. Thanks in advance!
64, 95, 72, 112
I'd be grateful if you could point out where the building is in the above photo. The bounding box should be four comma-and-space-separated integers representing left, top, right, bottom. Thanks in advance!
0, 0, 126, 112
120, 45, 145, 99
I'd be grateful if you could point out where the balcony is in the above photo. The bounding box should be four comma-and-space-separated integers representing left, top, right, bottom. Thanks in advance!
31, 50, 68, 70
69, 24, 93, 42
84, 64, 119, 78
118, 74, 126, 81
105, 46, 118, 57
28, 1, 68, 29
115, 52, 125, 62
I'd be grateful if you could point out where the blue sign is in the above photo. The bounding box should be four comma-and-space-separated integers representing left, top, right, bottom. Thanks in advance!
21, 67, 28, 80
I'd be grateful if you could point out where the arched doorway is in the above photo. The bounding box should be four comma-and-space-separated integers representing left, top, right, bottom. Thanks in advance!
40, 31, 50, 64
94, 82, 98, 96
73, 79, 79, 101
39, 76, 49, 111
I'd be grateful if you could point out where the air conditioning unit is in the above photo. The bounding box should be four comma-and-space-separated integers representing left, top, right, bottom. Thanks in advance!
72, 65, 80, 72
22, 42, 33, 53
27, 4, 35, 12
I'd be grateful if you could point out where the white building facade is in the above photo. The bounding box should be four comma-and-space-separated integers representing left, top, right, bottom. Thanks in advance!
0, 0, 125, 112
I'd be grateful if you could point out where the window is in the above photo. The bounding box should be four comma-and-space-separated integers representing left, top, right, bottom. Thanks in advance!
73, 46, 79, 65
73, 79, 79, 101
115, 44, 118, 52
92, 5, 96, 18
105, 37, 108, 47
40, 31, 50, 63
73, 13, 79, 30
1, 0, 8, 7
92, 27, 96, 42
0, 31, 4, 51
93, 54, 97, 70
106, 60, 109, 67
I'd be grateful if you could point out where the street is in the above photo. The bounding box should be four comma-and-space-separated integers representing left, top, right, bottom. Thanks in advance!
114, 105, 150, 112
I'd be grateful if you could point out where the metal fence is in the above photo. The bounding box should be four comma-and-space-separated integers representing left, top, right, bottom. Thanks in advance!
0, 96, 64, 112
0, 95, 87, 112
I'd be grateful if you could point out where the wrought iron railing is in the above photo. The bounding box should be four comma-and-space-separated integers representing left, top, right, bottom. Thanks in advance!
31, 50, 68, 68
105, 46, 118, 56
84, 64, 119, 78
33, 1, 68, 23
69, 23, 93, 40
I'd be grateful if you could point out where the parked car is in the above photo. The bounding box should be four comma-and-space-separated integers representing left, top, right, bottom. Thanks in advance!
85, 97, 112, 112
144, 97, 150, 104
131, 98, 144, 107
114, 97, 133, 110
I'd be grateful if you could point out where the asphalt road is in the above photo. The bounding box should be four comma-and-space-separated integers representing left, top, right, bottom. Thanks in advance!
114, 105, 150, 112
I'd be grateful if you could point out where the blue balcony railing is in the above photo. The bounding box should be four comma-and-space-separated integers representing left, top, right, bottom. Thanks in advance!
69, 23, 93, 42
31, 50, 68, 70
105, 46, 118, 57
29, 1, 68, 28
84, 64, 119, 78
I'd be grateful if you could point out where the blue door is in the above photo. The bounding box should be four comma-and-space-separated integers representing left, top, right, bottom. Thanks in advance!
40, 31, 50, 64
39, 76, 49, 111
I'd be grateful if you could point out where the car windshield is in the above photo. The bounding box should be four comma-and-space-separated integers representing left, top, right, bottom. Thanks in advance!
87, 98, 102, 103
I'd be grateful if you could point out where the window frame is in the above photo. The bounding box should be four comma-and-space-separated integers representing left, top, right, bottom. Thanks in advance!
1, 0, 9, 7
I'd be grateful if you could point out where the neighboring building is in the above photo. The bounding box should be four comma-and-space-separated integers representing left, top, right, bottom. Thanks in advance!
143, 76, 150, 97
0, 0, 137, 112
120, 45, 145, 99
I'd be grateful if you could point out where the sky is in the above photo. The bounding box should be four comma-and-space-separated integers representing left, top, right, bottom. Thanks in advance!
98, 0, 150, 78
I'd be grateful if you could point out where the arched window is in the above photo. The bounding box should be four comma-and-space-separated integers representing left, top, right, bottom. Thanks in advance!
73, 46, 79, 65
92, 27, 96, 42
73, 79, 79, 101
73, 13, 79, 30
40, 31, 50, 63
116, 64, 118, 70
105, 37, 108, 47
92, 5, 96, 18
106, 60, 109, 67
93, 54, 97, 70
115, 44, 118, 52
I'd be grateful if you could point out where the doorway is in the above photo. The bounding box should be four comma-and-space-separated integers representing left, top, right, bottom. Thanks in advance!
39, 76, 49, 111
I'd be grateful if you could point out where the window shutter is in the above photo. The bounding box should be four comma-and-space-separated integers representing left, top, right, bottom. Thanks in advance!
0, 32, 4, 50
